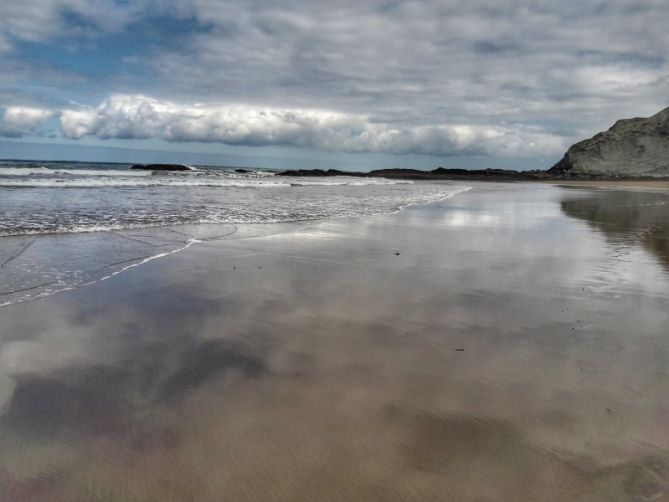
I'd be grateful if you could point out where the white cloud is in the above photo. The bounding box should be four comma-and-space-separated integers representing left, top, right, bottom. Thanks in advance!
574, 65, 661, 94
59, 94, 566, 157
0, 106, 53, 137
151, 0, 669, 136
1, 0, 667, 162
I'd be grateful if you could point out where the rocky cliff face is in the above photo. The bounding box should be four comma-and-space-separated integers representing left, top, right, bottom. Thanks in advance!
549, 107, 669, 178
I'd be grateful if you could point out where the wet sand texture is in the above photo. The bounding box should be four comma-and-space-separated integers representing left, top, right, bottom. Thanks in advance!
1, 183, 669, 501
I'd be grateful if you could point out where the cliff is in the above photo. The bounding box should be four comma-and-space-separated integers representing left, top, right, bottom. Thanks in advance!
549, 107, 669, 178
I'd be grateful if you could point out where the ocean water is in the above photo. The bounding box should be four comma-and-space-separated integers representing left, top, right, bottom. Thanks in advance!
0, 160, 467, 236
0, 160, 470, 307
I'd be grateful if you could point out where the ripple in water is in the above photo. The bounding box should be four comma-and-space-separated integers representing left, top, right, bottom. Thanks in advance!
0, 161, 470, 306
0, 161, 467, 236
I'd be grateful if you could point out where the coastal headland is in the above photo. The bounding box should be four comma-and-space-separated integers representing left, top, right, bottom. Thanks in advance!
279, 107, 669, 182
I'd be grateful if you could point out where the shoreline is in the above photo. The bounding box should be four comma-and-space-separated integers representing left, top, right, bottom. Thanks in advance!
1, 180, 665, 310
1, 183, 668, 500
547, 179, 669, 190
276, 167, 669, 183
0, 185, 471, 309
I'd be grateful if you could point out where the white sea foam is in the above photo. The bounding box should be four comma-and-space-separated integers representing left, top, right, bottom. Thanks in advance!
1, 164, 460, 239
0, 181, 471, 307
0, 184, 469, 237
0, 167, 50, 175
0, 176, 411, 188
98, 238, 201, 282
53, 168, 152, 177
0, 167, 152, 177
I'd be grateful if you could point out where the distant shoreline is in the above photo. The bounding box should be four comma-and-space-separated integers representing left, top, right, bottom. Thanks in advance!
277, 167, 669, 182
4, 159, 669, 184
547, 180, 669, 190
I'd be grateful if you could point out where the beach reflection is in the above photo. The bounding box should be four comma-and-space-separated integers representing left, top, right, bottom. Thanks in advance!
1, 184, 669, 500
561, 188, 669, 269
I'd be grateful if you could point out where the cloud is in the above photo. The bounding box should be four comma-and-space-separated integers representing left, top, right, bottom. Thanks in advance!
0, 0, 667, 163
0, 106, 53, 137
149, 0, 669, 135
0, 35, 11, 53
0, 0, 156, 48
59, 95, 565, 157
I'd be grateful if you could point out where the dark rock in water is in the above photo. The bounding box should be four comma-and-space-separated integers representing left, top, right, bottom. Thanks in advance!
549, 106, 669, 178
326, 169, 353, 176
131, 164, 192, 171
431, 167, 471, 175
430, 167, 521, 177
370, 167, 543, 180
278, 167, 541, 180
277, 169, 327, 177
371, 168, 427, 178
277, 169, 357, 177
234, 169, 249, 173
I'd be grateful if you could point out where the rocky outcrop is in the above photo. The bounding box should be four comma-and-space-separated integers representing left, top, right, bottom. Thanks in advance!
131, 164, 193, 171
279, 108, 669, 181
549, 107, 669, 178
277, 167, 548, 180
276, 169, 356, 177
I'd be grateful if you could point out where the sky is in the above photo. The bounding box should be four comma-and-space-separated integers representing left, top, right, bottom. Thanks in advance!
0, 0, 667, 171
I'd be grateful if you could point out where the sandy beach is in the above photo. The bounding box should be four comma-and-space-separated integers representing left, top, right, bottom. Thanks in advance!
549, 180, 669, 190
2, 0, 668, 498
1, 182, 669, 501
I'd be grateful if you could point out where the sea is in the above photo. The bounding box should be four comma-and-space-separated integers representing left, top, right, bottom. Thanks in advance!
0, 159, 469, 307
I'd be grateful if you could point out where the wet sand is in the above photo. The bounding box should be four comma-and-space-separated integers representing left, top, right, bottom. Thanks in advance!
550, 179, 669, 190
1, 182, 669, 501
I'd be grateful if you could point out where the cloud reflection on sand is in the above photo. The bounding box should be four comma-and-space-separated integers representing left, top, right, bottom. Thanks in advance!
1, 183, 669, 500
561, 188, 669, 270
